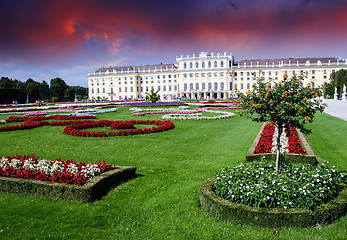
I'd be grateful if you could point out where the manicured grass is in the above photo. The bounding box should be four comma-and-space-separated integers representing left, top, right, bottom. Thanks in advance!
0, 106, 346, 239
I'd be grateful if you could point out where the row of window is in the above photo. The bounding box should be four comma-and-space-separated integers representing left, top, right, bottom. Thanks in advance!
183, 60, 227, 69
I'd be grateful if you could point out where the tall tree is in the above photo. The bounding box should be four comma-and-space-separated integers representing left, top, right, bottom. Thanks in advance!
25, 78, 40, 102
39, 80, 50, 100
50, 77, 68, 102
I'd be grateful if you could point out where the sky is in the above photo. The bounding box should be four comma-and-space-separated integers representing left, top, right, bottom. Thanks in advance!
0, 0, 346, 87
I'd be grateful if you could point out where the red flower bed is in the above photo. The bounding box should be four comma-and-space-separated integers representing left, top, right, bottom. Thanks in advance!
0, 115, 175, 137
63, 120, 175, 137
255, 123, 306, 155
285, 126, 306, 155
255, 124, 275, 154
0, 154, 115, 185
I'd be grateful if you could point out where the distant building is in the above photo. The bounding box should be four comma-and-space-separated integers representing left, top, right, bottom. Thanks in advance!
87, 52, 347, 100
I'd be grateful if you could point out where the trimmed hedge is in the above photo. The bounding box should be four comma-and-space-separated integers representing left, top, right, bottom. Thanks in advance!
0, 166, 136, 202
246, 123, 318, 164
200, 178, 347, 228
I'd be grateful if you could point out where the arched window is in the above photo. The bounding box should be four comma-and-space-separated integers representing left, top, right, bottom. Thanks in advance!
202, 62, 205, 68
110, 87, 113, 94
195, 62, 199, 69
208, 61, 211, 68
190, 83, 193, 90
196, 83, 199, 90
214, 82, 218, 91
184, 83, 187, 91
202, 83, 206, 90
208, 82, 212, 90
189, 62, 193, 69
214, 61, 217, 68
220, 82, 224, 90
220, 61, 224, 68
183, 62, 187, 69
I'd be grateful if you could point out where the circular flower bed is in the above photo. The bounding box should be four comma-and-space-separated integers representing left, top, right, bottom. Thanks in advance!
0, 154, 115, 185
212, 160, 345, 209
63, 120, 175, 137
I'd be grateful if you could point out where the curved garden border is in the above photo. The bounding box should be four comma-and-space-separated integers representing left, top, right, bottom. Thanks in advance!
0, 166, 136, 202
63, 120, 175, 137
246, 123, 318, 164
200, 177, 347, 228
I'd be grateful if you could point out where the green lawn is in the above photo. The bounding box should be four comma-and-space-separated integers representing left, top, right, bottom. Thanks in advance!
0, 107, 346, 240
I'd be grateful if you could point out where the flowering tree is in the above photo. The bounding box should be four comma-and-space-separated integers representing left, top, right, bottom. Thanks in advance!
238, 74, 326, 171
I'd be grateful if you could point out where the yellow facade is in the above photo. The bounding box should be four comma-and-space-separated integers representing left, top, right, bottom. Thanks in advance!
88, 52, 347, 100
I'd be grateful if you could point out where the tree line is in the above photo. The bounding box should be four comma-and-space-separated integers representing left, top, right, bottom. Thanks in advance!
0, 77, 88, 104
323, 69, 347, 99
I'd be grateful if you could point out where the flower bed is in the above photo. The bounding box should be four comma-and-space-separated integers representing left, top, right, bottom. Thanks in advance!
161, 110, 235, 120
246, 123, 317, 164
0, 154, 115, 185
123, 101, 185, 107
63, 120, 175, 137
0, 154, 136, 202
200, 177, 347, 228
255, 123, 306, 155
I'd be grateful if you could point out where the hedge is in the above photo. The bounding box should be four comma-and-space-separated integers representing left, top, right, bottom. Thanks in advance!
199, 178, 347, 228
246, 123, 318, 164
0, 166, 136, 202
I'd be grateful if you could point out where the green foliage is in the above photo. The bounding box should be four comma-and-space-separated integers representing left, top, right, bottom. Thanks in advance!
330, 69, 347, 98
322, 82, 335, 99
50, 77, 68, 102
212, 160, 345, 209
145, 89, 160, 103
238, 74, 325, 135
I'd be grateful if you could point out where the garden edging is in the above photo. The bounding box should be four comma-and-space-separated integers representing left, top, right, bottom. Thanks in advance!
199, 177, 347, 228
0, 166, 136, 202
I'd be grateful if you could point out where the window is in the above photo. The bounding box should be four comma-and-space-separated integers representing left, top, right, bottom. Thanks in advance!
184, 83, 187, 91
208, 82, 212, 90
214, 61, 217, 68
241, 72, 244, 76
146, 87, 149, 91
190, 83, 193, 90
268, 71, 272, 76
184, 62, 187, 69
234, 72, 237, 76
324, 70, 327, 74
157, 75, 160, 79
234, 83, 237, 89
91, 89, 94, 94
110, 88, 113, 94
195, 73, 199, 77
247, 83, 250, 89
169, 85, 171, 91
220, 72, 224, 76
214, 72, 218, 77
119, 87, 121, 93
220, 61, 224, 68
184, 74, 187, 78
208, 72, 212, 77
130, 87, 133, 92
241, 83, 244, 89
201, 73, 205, 77
214, 82, 218, 91
312, 70, 315, 74
97, 88, 99, 93
125, 87, 127, 92
196, 83, 199, 90
189, 73, 193, 78
189, 62, 193, 68
220, 82, 224, 90
275, 71, 278, 76
202, 62, 205, 68
163, 86, 166, 91
196, 62, 199, 68
202, 83, 205, 90
208, 61, 211, 68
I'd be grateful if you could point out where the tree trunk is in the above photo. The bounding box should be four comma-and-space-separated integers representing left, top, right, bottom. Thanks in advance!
275, 124, 283, 172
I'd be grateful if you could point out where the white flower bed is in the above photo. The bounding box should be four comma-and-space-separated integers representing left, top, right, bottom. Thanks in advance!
271, 127, 289, 154
161, 110, 235, 120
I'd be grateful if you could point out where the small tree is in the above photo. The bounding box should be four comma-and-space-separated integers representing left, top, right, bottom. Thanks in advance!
145, 89, 160, 103
238, 74, 326, 171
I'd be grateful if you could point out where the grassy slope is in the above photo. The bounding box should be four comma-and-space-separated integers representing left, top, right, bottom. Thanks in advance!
0, 107, 346, 240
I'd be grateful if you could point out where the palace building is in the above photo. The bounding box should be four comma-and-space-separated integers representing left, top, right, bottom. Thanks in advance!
87, 52, 347, 101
